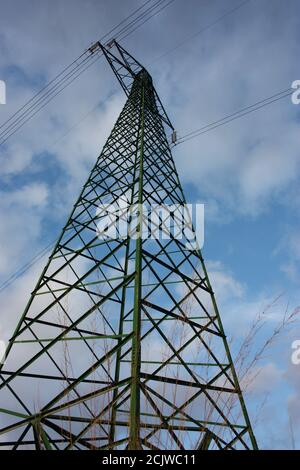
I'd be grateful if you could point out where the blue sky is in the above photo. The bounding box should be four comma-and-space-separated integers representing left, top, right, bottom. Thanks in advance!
0, 0, 300, 449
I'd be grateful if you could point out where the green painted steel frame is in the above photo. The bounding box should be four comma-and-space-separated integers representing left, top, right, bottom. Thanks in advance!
0, 41, 257, 450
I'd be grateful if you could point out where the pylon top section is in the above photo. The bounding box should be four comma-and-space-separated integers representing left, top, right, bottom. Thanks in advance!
89, 39, 174, 130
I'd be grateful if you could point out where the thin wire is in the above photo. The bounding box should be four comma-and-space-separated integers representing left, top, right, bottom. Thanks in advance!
49, 102, 101, 151
0, 241, 55, 293
174, 88, 293, 145
151, 0, 252, 64
0, 56, 89, 133
0, 177, 103, 292
0, 54, 102, 146
97, 0, 155, 43
0, 0, 167, 146
177, 88, 292, 139
0, 54, 98, 143
0, 0, 157, 134
105, 0, 167, 43
2, 99, 104, 287
119, 0, 176, 42
0, 0, 255, 147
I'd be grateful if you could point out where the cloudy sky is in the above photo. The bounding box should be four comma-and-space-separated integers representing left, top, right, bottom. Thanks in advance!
0, 0, 299, 449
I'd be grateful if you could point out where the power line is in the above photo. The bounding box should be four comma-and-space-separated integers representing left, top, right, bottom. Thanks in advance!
0, 0, 255, 147
0, 0, 171, 146
48, 0, 254, 152
49, 103, 101, 151
173, 87, 293, 145
151, 0, 253, 64
105, 0, 168, 43
96, 0, 155, 43
0, 0, 251, 145
0, 2, 150, 143
0, 0, 248, 147
119, 0, 176, 42
0, 54, 101, 145
0, 240, 55, 293
0, 188, 103, 293
0, 0, 156, 136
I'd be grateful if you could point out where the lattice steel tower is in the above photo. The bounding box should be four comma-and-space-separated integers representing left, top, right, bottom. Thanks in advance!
0, 41, 257, 450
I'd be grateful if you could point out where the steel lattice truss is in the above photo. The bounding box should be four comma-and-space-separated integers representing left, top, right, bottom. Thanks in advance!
0, 42, 257, 450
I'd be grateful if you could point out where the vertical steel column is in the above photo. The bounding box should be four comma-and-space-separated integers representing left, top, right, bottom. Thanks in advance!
109, 78, 142, 447
128, 76, 145, 450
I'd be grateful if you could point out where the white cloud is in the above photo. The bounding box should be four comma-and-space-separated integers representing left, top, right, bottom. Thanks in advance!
0, 183, 48, 274
4, 182, 48, 207
276, 229, 300, 283
206, 259, 245, 302
246, 362, 283, 394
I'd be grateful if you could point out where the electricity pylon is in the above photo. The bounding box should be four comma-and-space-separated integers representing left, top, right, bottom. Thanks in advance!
0, 41, 257, 450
